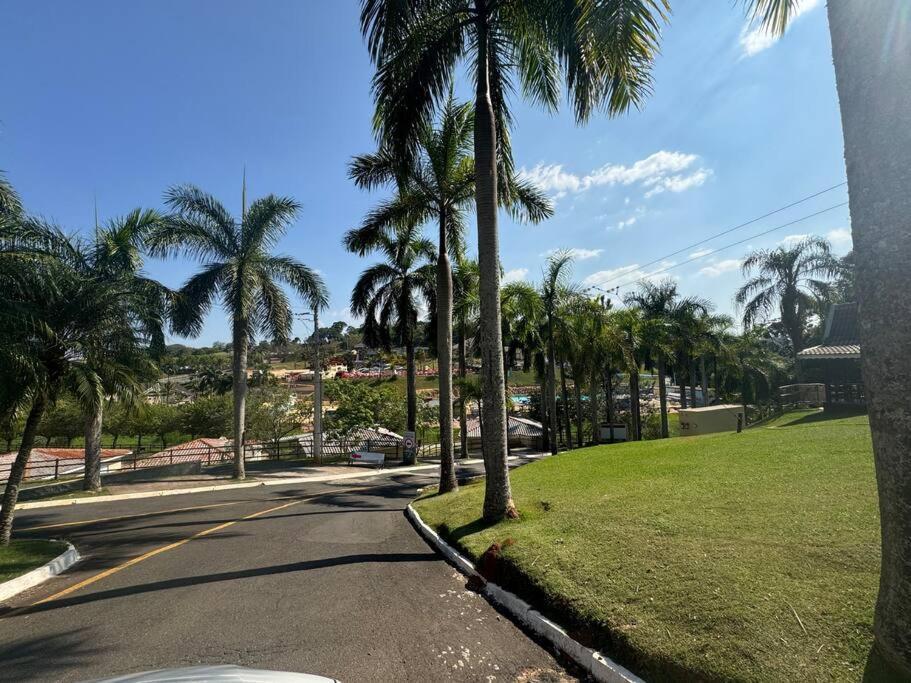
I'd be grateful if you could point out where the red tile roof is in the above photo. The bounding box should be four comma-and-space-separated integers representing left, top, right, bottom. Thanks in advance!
0, 447, 131, 461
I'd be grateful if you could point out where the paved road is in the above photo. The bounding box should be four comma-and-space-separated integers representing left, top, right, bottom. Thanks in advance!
0, 463, 572, 682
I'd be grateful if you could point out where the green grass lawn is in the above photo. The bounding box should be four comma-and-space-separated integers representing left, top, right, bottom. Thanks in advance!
414, 410, 878, 682
0, 539, 68, 583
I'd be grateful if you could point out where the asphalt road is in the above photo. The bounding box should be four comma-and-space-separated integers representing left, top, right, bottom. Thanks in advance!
0, 462, 572, 683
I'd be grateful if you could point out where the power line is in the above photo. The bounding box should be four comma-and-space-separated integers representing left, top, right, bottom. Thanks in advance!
588, 201, 849, 296
589, 181, 847, 291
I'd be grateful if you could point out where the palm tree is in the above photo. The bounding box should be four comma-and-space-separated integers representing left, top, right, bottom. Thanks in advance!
347, 222, 436, 464
540, 252, 577, 454
797, 5, 911, 668
348, 96, 550, 493
0, 215, 160, 542
453, 256, 480, 460
147, 184, 328, 480
79, 209, 169, 490
608, 307, 659, 441
626, 280, 708, 438
362, 0, 666, 521
735, 236, 838, 365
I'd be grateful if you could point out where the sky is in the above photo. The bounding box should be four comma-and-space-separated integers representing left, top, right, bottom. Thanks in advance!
0, 0, 850, 346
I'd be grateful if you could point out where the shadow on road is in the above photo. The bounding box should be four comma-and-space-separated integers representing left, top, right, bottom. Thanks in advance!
2, 552, 439, 619
0, 629, 101, 674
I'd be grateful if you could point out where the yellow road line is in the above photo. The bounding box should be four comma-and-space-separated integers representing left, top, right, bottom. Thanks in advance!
28, 485, 368, 608
17, 501, 244, 532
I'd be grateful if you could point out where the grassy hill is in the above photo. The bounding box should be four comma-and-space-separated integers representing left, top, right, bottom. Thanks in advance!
414, 410, 878, 682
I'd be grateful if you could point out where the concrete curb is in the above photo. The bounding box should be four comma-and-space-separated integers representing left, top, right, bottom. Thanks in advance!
0, 541, 80, 604
13, 458, 493, 511
406, 504, 644, 683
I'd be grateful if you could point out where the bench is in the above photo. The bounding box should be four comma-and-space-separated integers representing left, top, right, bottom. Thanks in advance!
348, 451, 385, 468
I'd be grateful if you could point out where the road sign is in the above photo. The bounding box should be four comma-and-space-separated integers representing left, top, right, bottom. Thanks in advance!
403, 431, 416, 452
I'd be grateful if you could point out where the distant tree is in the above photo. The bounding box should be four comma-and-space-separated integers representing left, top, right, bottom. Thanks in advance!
39, 398, 84, 447
104, 401, 133, 448
0, 412, 24, 452
146, 403, 180, 450
246, 387, 309, 446
125, 404, 152, 451
179, 395, 233, 440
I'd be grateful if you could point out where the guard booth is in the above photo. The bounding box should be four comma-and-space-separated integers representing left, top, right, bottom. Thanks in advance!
677, 405, 744, 436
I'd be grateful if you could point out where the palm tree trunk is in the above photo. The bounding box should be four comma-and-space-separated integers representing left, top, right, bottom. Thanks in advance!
539, 372, 549, 451
473, 1, 514, 520
458, 326, 468, 459
547, 317, 558, 454
679, 367, 688, 409
559, 359, 572, 448
573, 376, 583, 447
658, 356, 669, 438
828, 2, 911, 675
689, 359, 698, 410
605, 366, 614, 423
232, 317, 248, 479
0, 394, 46, 545
83, 401, 103, 491
589, 373, 600, 445
629, 368, 641, 441
700, 355, 710, 407
406, 339, 417, 430
437, 211, 456, 493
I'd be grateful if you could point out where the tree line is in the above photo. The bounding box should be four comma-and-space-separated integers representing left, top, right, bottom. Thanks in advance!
353, 0, 908, 675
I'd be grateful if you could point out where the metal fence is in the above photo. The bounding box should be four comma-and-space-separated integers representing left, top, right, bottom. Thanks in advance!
1, 432, 419, 486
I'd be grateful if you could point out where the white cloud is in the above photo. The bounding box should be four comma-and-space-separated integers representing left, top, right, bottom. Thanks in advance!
739, 0, 822, 57
827, 227, 853, 250
502, 268, 529, 284
543, 247, 603, 261
643, 169, 713, 199
698, 258, 742, 278
611, 216, 638, 231
781, 233, 811, 246
519, 150, 711, 201
689, 248, 715, 259
584, 260, 677, 290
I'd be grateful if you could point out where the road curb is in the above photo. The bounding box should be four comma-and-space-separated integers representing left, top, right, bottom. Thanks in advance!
0, 541, 80, 604
13, 459, 494, 511
405, 504, 644, 683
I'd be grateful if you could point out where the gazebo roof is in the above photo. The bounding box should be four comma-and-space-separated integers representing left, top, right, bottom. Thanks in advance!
798, 303, 860, 360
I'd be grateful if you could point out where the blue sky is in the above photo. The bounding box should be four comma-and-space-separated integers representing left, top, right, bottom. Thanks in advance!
0, 0, 849, 346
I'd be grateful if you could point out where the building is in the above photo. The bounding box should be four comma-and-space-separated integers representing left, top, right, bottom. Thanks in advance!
797, 302, 864, 409
465, 416, 544, 451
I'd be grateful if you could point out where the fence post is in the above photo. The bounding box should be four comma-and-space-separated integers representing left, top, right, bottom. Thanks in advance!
55, 459, 59, 480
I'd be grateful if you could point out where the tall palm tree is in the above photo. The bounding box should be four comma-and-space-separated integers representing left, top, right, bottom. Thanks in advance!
362, 0, 666, 521
540, 252, 577, 454
147, 184, 328, 480
348, 96, 550, 493
453, 256, 480, 460
348, 222, 436, 464
626, 280, 708, 438
735, 236, 838, 364
806, 4, 911, 671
